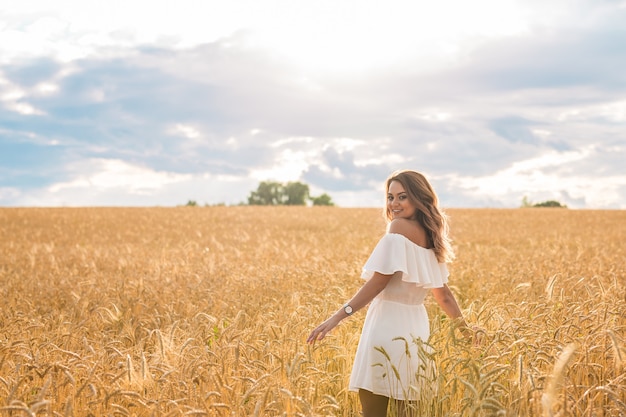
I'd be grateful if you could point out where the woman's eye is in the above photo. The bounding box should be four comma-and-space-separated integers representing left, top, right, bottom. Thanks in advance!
399, 195, 406, 200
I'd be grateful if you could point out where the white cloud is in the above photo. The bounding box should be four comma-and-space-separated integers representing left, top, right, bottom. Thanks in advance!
446, 146, 626, 208
270, 136, 314, 148
0, 80, 46, 114
330, 189, 384, 208
250, 148, 317, 182
13, 169, 254, 207
7, 102, 44, 115
168, 124, 201, 140
49, 159, 192, 194
34, 82, 59, 95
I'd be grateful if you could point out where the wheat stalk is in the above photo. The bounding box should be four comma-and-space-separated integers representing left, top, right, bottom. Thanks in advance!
542, 343, 578, 417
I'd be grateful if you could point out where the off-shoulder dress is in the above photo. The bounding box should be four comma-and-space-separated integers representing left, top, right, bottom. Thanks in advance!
348, 233, 449, 401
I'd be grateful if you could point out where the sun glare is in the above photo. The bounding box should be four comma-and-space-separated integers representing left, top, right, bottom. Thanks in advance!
247, 0, 528, 74
5, 0, 530, 69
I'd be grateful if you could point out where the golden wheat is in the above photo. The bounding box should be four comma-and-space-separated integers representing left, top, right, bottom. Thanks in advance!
0, 207, 624, 416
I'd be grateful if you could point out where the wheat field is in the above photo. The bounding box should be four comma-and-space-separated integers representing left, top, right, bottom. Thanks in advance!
0, 207, 624, 416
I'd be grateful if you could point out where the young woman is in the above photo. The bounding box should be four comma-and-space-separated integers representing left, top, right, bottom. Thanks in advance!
307, 170, 470, 417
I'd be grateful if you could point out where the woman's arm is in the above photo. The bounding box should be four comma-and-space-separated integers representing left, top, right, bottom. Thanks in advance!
306, 272, 393, 344
431, 284, 471, 338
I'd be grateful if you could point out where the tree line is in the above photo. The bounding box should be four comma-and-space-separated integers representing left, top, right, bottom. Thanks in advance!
247, 181, 334, 206
185, 181, 335, 206
521, 196, 567, 208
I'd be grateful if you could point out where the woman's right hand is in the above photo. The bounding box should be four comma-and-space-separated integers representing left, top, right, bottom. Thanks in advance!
307, 315, 342, 345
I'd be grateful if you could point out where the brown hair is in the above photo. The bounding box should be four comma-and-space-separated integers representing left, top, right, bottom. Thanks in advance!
384, 170, 454, 263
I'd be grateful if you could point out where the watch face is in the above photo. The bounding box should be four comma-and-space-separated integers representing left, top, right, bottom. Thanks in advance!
345, 305, 353, 315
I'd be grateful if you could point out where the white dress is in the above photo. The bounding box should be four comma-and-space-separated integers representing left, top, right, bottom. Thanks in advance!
348, 233, 449, 401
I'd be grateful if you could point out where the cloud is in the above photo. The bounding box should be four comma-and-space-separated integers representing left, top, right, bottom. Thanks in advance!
48, 158, 191, 194
3, 158, 256, 207
442, 145, 626, 208
303, 147, 390, 191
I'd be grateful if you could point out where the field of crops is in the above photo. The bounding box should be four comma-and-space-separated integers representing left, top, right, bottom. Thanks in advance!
0, 207, 624, 416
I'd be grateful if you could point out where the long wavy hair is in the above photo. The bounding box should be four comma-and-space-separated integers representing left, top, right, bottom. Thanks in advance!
384, 170, 455, 263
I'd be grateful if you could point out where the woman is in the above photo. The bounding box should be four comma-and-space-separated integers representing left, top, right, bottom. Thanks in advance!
307, 170, 470, 417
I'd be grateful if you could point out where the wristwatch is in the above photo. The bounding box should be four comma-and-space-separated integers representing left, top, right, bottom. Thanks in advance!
343, 304, 353, 316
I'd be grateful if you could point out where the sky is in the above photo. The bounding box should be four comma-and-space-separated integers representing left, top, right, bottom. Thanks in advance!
1, 0, 625, 208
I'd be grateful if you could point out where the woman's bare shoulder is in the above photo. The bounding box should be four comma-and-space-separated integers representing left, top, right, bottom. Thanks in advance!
388, 218, 418, 234
388, 218, 429, 248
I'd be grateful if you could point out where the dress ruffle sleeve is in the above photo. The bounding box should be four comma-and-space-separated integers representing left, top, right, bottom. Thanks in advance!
361, 233, 449, 288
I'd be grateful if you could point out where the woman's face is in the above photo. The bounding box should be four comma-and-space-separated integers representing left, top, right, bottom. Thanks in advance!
387, 180, 417, 220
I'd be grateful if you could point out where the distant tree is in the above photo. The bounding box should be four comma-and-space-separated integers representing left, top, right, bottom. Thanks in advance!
521, 196, 567, 208
533, 200, 567, 208
186, 200, 198, 207
311, 193, 335, 206
284, 182, 310, 205
247, 181, 285, 205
